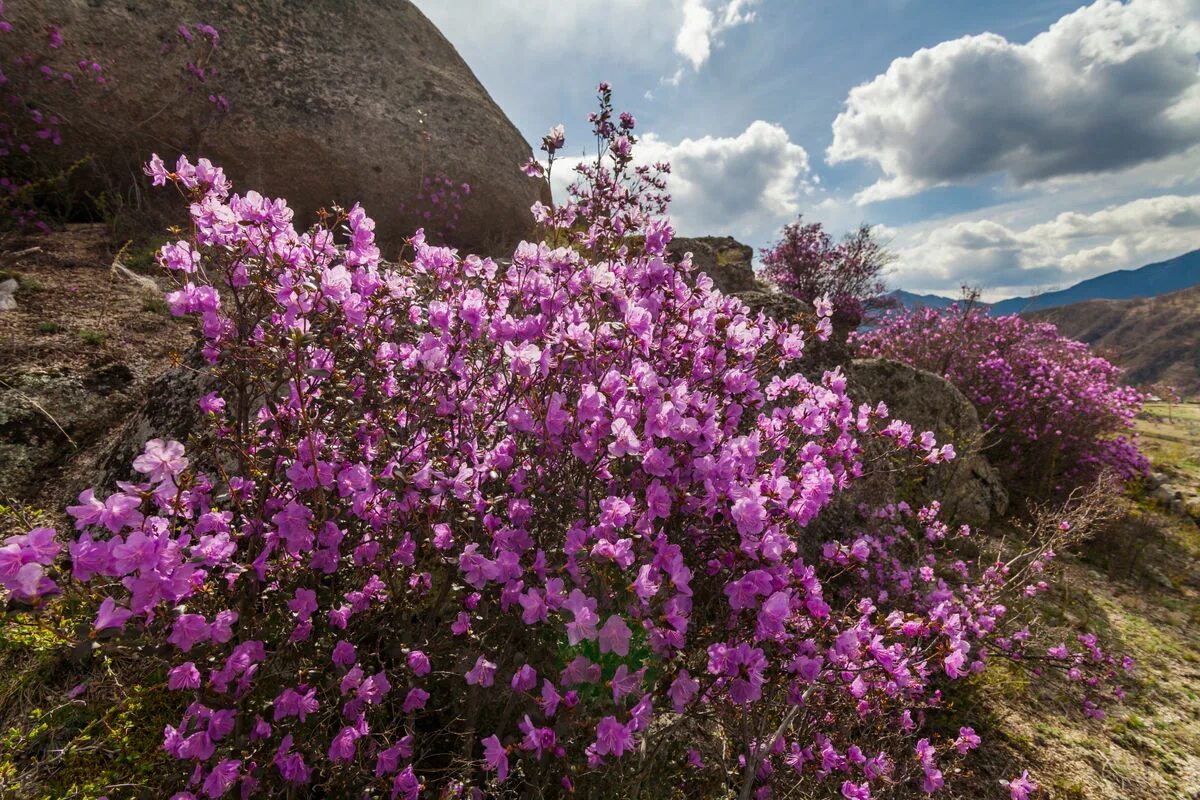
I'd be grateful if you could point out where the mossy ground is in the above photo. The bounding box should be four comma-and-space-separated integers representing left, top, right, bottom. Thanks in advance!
942, 406, 1200, 799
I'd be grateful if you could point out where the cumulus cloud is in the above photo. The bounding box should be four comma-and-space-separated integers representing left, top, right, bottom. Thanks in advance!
675, 0, 761, 71
890, 194, 1200, 296
829, 0, 1200, 203
548, 120, 813, 244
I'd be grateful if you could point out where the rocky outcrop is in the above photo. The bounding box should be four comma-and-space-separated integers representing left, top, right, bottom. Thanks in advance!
95, 349, 213, 489
4, 1, 547, 255
668, 236, 763, 295
1146, 472, 1200, 523
0, 364, 135, 499
845, 358, 1009, 527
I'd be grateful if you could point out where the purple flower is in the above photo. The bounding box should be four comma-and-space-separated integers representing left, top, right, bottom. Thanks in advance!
168, 614, 211, 652
402, 687, 429, 713
1003, 772, 1038, 800
594, 716, 634, 758
407, 650, 431, 676
274, 686, 319, 722
168, 662, 201, 690
511, 664, 537, 692
332, 640, 357, 668
482, 734, 509, 782
132, 439, 189, 483
465, 656, 497, 687
201, 759, 240, 798
598, 615, 632, 656
93, 597, 133, 632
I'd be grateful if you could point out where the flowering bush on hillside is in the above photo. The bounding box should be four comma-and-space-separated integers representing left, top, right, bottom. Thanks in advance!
760, 216, 895, 330
0, 88, 1127, 799
854, 306, 1148, 496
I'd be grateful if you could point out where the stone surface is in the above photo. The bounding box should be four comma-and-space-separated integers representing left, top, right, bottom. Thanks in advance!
845, 358, 1009, 527
0, 278, 16, 311
0, 365, 135, 498
4, 0, 548, 255
668, 236, 762, 295
95, 348, 213, 489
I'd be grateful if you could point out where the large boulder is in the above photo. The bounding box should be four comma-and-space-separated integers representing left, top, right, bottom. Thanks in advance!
2, 0, 547, 254
845, 358, 1009, 527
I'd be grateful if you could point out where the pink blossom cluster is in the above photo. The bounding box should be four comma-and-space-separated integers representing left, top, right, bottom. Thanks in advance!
760, 217, 895, 329
854, 306, 1148, 495
0, 88, 1117, 798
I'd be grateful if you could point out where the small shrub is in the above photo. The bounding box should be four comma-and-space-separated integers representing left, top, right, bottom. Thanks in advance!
77, 329, 105, 346
760, 216, 895, 329
35, 321, 59, 334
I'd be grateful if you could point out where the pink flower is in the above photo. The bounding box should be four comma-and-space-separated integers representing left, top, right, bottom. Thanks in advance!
598, 615, 632, 656
168, 614, 211, 652
94, 597, 133, 631
511, 664, 537, 692
132, 439, 189, 483
482, 735, 509, 782
168, 662, 201, 690
332, 640, 357, 668
1003, 772, 1038, 800
407, 650, 431, 676
202, 759, 240, 798
465, 656, 497, 687
594, 716, 634, 758
402, 687, 429, 712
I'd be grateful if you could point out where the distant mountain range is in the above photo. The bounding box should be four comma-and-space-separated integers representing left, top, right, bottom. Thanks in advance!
888, 249, 1200, 315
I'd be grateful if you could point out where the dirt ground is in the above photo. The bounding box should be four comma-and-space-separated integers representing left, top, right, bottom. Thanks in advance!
0, 224, 191, 510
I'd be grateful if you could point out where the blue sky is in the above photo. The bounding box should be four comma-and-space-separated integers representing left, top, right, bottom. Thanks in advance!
414, 0, 1200, 300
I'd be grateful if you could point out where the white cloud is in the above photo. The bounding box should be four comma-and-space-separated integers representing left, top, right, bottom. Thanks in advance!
675, 0, 761, 71
889, 193, 1200, 297
415, 0, 758, 91
829, 0, 1200, 203
548, 120, 813, 245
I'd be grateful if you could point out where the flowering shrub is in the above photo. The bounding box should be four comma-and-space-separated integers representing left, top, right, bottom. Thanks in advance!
0, 88, 1126, 799
760, 216, 894, 330
854, 306, 1148, 497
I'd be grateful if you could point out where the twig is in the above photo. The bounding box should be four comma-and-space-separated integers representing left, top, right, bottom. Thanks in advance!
1, 245, 42, 261
0, 378, 78, 447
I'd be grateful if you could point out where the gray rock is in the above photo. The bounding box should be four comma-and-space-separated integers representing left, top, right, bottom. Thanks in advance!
845, 358, 1009, 527
95, 348, 213, 489
3, 0, 548, 255
0, 364, 135, 498
668, 236, 762, 295
0, 278, 16, 311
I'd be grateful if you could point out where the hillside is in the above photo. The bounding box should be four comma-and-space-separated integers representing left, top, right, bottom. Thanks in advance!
992, 249, 1200, 315
886, 288, 959, 311
1027, 283, 1200, 398
889, 249, 1200, 316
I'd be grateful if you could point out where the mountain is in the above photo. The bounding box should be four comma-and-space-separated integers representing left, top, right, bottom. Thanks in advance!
1026, 283, 1200, 397
886, 289, 958, 312
888, 249, 1200, 316
990, 249, 1200, 315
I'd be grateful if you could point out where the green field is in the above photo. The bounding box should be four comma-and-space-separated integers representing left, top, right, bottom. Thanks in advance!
1137, 401, 1200, 486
